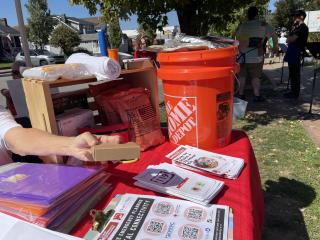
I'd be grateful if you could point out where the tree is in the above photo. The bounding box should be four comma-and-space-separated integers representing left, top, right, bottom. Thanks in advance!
49, 25, 81, 56
25, 0, 55, 49
271, 0, 319, 31
70, 0, 260, 36
208, 0, 269, 37
137, 23, 157, 47
108, 16, 122, 49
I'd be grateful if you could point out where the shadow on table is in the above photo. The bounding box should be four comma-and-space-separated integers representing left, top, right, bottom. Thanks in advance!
262, 177, 316, 240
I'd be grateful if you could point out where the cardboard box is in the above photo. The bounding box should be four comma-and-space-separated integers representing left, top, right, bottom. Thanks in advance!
92, 142, 140, 161
56, 108, 94, 136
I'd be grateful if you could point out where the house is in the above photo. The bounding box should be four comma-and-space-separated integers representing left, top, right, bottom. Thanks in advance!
0, 18, 21, 60
52, 15, 96, 34
80, 17, 105, 32
51, 15, 101, 54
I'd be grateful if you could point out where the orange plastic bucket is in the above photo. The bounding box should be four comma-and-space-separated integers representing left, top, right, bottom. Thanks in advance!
108, 48, 119, 62
158, 67, 234, 150
157, 46, 238, 69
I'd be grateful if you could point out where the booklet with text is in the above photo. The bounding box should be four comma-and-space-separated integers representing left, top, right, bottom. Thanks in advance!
85, 194, 231, 240
166, 145, 244, 179
134, 163, 224, 205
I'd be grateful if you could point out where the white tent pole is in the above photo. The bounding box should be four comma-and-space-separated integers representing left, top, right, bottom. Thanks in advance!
14, 0, 32, 67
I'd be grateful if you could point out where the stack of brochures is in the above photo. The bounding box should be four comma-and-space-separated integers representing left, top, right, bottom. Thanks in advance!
84, 194, 234, 240
134, 163, 224, 205
166, 145, 245, 179
0, 163, 110, 233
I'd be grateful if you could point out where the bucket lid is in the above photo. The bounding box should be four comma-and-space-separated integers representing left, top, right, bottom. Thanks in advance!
157, 46, 238, 64
157, 67, 234, 81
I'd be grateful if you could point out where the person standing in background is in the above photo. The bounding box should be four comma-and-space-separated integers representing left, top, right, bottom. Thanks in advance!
284, 10, 309, 99
235, 6, 278, 102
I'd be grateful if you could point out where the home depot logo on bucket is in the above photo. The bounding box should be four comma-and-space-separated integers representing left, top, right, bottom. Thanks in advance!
164, 95, 198, 146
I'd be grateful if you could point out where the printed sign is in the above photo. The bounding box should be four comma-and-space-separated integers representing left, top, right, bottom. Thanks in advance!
164, 95, 198, 146
306, 11, 320, 33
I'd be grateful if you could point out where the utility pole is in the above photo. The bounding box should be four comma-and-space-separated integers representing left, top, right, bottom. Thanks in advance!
14, 0, 32, 67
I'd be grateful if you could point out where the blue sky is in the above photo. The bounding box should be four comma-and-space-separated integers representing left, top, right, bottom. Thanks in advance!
1, 0, 276, 29
269, 0, 277, 12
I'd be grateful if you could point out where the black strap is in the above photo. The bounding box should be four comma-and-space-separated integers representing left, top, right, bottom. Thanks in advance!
237, 47, 259, 64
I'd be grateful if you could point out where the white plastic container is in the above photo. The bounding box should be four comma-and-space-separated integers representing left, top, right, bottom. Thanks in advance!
233, 97, 248, 119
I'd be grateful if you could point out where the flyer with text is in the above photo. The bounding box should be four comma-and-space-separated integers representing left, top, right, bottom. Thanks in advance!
94, 194, 229, 240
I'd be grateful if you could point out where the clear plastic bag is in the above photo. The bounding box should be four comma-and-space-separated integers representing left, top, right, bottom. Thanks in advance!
22, 63, 93, 81
147, 33, 239, 52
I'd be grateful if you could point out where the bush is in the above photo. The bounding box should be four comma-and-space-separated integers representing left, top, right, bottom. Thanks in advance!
50, 25, 81, 56
71, 47, 93, 55
308, 32, 320, 43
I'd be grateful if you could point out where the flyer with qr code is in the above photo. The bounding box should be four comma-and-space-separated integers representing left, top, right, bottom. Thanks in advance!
166, 145, 244, 179
133, 163, 224, 205
89, 194, 230, 240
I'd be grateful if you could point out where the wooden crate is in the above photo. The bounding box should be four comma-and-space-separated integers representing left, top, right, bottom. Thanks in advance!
22, 60, 159, 163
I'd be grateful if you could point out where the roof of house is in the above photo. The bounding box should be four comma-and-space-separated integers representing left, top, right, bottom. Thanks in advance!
12, 25, 20, 32
53, 15, 94, 25
0, 24, 20, 35
80, 17, 106, 30
80, 17, 101, 25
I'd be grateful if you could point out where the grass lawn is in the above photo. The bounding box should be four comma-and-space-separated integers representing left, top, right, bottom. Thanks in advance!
0, 62, 12, 70
234, 113, 320, 240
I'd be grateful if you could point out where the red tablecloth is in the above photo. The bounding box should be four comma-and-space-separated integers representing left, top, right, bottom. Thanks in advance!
72, 130, 264, 240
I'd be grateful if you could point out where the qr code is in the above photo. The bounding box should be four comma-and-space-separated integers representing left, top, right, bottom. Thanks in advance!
154, 202, 171, 215
146, 220, 164, 234
182, 226, 199, 240
187, 208, 203, 221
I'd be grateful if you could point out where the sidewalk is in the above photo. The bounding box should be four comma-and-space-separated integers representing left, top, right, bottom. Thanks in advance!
245, 59, 320, 147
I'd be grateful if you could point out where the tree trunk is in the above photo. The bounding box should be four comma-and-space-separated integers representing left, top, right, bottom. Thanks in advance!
175, 3, 209, 36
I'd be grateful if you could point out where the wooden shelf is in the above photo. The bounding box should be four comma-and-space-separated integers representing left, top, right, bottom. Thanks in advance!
22, 60, 159, 164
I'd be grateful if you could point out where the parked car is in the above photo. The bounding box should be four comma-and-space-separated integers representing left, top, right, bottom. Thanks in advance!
15, 49, 65, 66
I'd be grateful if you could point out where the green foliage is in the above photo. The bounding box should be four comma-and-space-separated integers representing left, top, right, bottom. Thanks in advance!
25, 0, 55, 49
70, 0, 264, 36
271, 0, 319, 30
208, 1, 269, 37
304, 0, 320, 10
108, 17, 122, 49
308, 32, 320, 42
72, 47, 93, 55
49, 25, 81, 56
137, 23, 157, 47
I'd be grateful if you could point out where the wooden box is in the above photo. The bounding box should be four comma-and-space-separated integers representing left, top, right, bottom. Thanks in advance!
22, 60, 159, 163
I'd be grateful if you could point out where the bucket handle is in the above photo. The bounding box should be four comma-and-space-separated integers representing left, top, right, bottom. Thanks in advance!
232, 70, 240, 95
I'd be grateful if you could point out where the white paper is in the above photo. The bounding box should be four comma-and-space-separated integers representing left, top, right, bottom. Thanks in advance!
134, 163, 224, 205
94, 194, 229, 240
0, 213, 82, 240
166, 145, 244, 179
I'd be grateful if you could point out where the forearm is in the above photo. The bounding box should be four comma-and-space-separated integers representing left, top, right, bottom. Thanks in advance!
5, 127, 75, 157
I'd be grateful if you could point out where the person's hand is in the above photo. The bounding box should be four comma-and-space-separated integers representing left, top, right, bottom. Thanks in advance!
68, 132, 120, 161
98, 135, 120, 144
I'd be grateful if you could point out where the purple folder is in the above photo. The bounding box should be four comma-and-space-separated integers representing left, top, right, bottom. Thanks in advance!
0, 163, 100, 205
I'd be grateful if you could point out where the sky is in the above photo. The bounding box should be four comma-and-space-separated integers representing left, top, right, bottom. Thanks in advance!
268, 0, 277, 12
1, 0, 277, 29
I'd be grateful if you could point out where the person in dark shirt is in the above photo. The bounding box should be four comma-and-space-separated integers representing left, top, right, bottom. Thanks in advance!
284, 10, 309, 99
